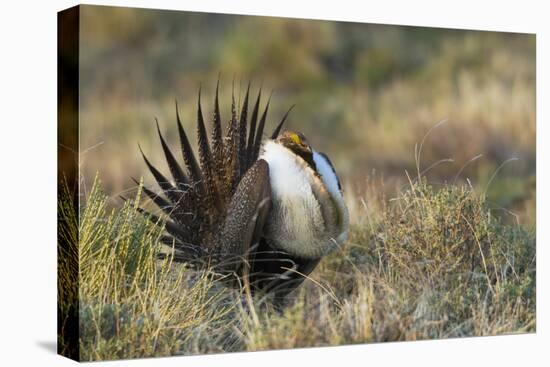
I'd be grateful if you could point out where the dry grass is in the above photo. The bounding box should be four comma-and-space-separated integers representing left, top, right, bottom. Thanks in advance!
58, 171, 535, 361
236, 177, 535, 350
75, 176, 238, 360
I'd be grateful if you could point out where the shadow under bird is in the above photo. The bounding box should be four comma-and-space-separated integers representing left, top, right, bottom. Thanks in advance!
133, 81, 349, 300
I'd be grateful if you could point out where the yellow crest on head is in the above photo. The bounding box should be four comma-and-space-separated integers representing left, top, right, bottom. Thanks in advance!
289, 132, 302, 145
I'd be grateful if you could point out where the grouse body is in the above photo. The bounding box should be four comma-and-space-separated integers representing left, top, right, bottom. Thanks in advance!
135, 81, 349, 298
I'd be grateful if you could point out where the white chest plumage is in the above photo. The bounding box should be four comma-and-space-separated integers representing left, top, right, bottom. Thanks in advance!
259, 140, 349, 259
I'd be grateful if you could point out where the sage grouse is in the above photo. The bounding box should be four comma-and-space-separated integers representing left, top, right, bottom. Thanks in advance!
136, 81, 349, 299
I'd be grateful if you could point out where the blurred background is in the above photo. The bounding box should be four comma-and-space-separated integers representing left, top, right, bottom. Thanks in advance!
78, 5, 535, 227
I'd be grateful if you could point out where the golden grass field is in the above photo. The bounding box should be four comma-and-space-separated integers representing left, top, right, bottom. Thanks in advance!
58, 170, 535, 360
58, 6, 536, 361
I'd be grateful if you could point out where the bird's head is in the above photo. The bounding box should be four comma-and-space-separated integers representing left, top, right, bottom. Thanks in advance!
276, 130, 315, 169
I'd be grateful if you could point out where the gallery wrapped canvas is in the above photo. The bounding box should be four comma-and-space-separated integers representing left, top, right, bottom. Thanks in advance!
58, 4, 536, 362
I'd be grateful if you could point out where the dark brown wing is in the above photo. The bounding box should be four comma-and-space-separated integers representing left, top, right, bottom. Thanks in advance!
213, 159, 271, 274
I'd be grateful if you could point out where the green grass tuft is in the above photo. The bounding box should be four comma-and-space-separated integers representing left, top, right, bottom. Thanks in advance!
75, 176, 236, 360
60, 175, 535, 361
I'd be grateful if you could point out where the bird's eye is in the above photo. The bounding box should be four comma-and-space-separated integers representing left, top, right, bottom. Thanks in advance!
289, 133, 302, 146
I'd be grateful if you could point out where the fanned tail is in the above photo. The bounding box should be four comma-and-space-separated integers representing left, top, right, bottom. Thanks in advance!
135, 79, 290, 263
